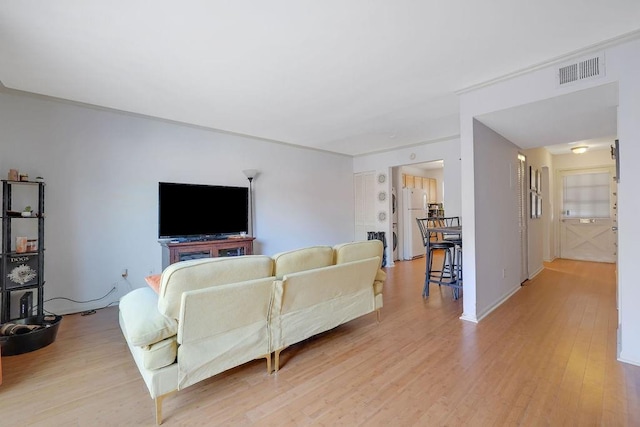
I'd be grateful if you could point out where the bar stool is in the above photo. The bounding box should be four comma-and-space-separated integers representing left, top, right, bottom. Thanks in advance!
416, 218, 457, 298
441, 217, 463, 299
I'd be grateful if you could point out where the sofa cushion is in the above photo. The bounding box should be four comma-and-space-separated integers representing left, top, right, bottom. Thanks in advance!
141, 336, 178, 370
158, 255, 274, 319
120, 287, 178, 347
272, 246, 333, 279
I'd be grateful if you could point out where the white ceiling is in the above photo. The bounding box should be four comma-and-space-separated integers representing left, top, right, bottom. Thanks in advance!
477, 82, 619, 155
1, 1, 639, 156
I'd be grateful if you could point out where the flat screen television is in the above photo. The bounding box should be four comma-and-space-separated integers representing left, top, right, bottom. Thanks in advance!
158, 182, 248, 239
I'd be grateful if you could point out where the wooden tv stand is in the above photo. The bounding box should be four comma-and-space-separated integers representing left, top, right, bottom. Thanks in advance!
160, 237, 255, 268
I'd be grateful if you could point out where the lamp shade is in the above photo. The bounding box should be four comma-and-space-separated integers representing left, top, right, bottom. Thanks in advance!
243, 169, 258, 180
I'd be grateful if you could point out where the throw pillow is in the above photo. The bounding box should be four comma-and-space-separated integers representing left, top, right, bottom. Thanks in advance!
145, 274, 162, 294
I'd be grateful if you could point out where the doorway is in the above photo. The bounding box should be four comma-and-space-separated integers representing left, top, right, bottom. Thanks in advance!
392, 161, 445, 262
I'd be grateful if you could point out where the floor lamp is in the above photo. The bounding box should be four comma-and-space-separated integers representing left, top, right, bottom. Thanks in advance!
243, 169, 258, 237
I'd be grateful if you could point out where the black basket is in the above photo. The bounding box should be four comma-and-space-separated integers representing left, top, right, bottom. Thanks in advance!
0, 315, 62, 356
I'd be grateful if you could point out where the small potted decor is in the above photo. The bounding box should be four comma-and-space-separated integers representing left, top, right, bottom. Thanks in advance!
21, 206, 33, 217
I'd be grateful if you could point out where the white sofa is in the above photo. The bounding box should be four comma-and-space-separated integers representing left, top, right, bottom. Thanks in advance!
119, 240, 385, 424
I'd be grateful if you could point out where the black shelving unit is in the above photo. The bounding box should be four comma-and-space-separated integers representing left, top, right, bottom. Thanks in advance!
1, 180, 45, 323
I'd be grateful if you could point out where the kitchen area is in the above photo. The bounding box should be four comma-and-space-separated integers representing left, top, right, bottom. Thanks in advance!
394, 161, 445, 262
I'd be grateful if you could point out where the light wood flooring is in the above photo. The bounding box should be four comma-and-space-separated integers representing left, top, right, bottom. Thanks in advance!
1, 257, 639, 426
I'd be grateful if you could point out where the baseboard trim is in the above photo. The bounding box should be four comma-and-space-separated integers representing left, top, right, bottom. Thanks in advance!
475, 286, 521, 322
459, 313, 479, 323
617, 355, 640, 367
528, 265, 544, 280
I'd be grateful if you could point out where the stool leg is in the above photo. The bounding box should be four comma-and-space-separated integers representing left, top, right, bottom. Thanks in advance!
423, 248, 431, 297
452, 245, 462, 300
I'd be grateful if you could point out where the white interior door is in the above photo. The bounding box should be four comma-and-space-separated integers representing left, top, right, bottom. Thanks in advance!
559, 167, 616, 263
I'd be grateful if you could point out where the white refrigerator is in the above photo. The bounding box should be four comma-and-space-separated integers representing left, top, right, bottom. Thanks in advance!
402, 188, 428, 260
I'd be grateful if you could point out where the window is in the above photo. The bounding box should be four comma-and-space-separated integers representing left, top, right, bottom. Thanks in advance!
562, 172, 610, 218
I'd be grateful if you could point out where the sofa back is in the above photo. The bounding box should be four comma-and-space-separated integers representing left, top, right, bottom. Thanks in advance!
272, 246, 334, 279
333, 240, 383, 266
158, 255, 274, 319
334, 240, 387, 300
278, 257, 379, 313
271, 256, 380, 350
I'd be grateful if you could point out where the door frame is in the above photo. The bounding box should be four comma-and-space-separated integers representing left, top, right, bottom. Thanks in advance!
518, 154, 528, 284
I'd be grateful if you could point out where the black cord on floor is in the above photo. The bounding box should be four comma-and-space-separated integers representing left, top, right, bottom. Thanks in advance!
30, 286, 118, 318
44, 286, 117, 304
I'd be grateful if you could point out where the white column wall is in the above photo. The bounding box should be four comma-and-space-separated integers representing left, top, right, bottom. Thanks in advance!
615, 40, 640, 366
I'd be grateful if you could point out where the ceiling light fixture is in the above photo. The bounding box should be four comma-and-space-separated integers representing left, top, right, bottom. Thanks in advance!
571, 146, 588, 154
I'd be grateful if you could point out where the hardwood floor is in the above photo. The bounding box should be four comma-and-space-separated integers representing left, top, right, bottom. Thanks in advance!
1, 257, 639, 426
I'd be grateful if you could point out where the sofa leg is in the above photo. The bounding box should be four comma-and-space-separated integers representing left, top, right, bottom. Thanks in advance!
274, 349, 282, 372
155, 391, 176, 425
376, 309, 381, 323
262, 353, 272, 374
274, 346, 289, 372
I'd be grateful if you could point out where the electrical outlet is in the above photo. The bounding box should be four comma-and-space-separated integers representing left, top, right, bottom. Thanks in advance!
121, 268, 128, 278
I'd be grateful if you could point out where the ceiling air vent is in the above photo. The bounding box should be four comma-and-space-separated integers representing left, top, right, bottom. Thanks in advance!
557, 54, 605, 86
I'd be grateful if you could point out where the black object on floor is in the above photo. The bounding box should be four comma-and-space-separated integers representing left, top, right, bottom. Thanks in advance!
0, 315, 62, 356
367, 231, 387, 266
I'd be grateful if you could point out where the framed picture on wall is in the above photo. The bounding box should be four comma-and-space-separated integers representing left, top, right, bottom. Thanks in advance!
612, 139, 620, 183
530, 191, 536, 219
529, 166, 536, 191
535, 169, 541, 194
536, 194, 542, 218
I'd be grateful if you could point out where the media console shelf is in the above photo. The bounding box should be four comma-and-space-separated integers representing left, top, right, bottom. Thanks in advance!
161, 237, 255, 268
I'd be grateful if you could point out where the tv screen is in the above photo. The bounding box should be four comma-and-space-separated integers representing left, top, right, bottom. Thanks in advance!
159, 182, 248, 239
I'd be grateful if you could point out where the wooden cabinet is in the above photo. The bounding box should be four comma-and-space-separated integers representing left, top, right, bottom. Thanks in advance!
161, 237, 255, 269
405, 175, 415, 188
402, 174, 437, 203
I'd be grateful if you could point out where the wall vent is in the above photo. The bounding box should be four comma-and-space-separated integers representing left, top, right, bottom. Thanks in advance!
557, 54, 605, 86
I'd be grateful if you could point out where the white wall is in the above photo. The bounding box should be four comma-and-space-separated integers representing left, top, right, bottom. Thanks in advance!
472, 121, 522, 317
0, 91, 355, 315
614, 39, 640, 366
459, 37, 640, 365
